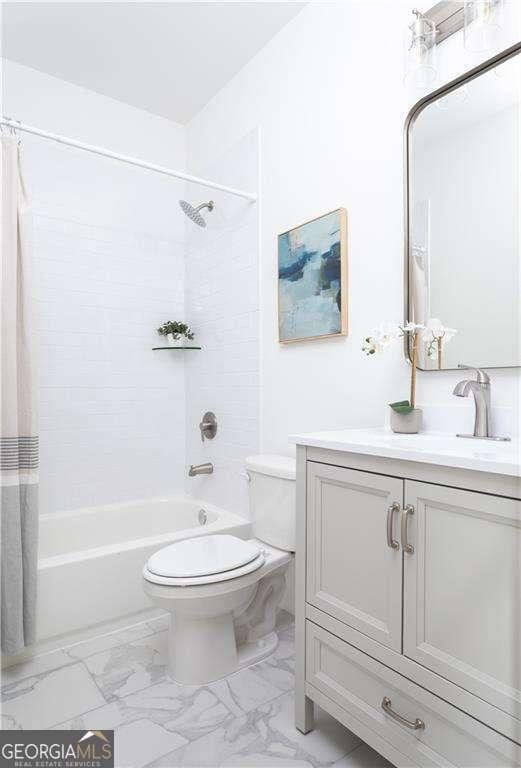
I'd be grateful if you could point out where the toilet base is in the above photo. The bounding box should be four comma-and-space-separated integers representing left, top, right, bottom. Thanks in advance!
166, 609, 279, 685
168, 611, 238, 685
236, 629, 278, 669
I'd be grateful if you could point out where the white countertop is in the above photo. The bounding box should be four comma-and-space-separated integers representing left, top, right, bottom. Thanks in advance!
290, 428, 521, 477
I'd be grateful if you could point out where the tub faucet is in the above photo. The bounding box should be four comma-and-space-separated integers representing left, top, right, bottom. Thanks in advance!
188, 462, 214, 477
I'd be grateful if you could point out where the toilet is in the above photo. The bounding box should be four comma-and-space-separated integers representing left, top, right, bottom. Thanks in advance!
143, 454, 296, 685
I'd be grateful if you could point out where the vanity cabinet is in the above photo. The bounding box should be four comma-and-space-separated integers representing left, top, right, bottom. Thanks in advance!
306, 463, 403, 651
403, 481, 521, 721
295, 447, 521, 768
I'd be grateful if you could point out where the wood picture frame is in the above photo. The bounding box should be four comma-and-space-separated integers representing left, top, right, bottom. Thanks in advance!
278, 208, 348, 343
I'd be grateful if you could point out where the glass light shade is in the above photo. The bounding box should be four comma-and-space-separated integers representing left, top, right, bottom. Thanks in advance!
464, 0, 503, 52
405, 12, 437, 90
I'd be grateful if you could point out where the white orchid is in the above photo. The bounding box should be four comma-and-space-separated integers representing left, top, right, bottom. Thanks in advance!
362, 336, 378, 355
362, 323, 401, 356
425, 317, 457, 341
424, 318, 458, 362
400, 321, 426, 335
363, 320, 427, 410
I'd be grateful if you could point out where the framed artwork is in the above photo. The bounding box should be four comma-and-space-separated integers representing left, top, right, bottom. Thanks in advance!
278, 208, 348, 343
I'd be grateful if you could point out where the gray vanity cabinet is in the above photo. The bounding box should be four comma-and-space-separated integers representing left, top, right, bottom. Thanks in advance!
403, 481, 521, 722
306, 462, 403, 651
296, 447, 521, 767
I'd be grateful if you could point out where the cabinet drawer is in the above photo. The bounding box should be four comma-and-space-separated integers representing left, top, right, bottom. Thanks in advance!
306, 621, 521, 767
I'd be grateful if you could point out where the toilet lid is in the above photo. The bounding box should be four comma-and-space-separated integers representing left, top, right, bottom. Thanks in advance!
146, 534, 262, 578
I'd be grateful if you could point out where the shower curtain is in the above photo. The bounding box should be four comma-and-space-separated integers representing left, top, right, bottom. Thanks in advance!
0, 134, 39, 654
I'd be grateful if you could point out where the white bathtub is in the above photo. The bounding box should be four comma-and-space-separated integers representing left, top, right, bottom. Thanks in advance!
36, 496, 251, 643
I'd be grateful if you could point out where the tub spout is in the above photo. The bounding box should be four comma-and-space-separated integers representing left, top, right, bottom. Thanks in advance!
188, 462, 214, 477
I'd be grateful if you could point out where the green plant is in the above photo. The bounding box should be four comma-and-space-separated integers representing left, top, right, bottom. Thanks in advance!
157, 321, 194, 340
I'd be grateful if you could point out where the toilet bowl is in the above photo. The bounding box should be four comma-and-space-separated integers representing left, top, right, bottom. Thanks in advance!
143, 455, 296, 685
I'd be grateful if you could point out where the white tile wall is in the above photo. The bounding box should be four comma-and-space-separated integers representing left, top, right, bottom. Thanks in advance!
17, 113, 258, 518
184, 131, 260, 517
27, 141, 187, 514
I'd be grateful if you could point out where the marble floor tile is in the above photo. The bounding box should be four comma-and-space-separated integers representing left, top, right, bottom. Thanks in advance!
55, 678, 234, 745
81, 631, 168, 702
146, 691, 361, 768
65, 633, 125, 661
56, 705, 188, 768
273, 624, 295, 670
147, 613, 170, 634
247, 654, 295, 694
114, 719, 188, 768
1, 713, 21, 730
208, 663, 289, 717
126, 680, 235, 741
0, 614, 387, 768
2, 621, 155, 689
1, 648, 73, 687
65, 622, 155, 661
331, 744, 394, 768
1, 662, 106, 729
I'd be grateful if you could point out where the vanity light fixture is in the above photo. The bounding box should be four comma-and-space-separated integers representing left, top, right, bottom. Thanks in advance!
405, 1, 506, 62
405, 9, 438, 89
405, 1, 506, 91
463, 0, 504, 52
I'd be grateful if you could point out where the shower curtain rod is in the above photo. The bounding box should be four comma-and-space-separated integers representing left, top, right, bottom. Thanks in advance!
0, 117, 258, 202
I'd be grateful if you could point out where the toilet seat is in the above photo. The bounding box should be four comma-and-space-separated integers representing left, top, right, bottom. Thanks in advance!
144, 534, 266, 586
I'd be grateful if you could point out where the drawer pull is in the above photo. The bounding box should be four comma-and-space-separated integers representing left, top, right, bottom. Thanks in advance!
386, 503, 400, 550
401, 504, 415, 554
381, 696, 425, 730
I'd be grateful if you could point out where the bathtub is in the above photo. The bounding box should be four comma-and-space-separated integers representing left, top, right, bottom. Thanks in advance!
36, 496, 251, 644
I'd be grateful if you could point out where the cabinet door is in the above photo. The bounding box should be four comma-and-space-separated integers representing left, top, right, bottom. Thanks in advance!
403, 480, 521, 722
306, 462, 403, 651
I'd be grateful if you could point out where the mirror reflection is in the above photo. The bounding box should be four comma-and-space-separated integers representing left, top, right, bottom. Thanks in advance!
407, 51, 521, 370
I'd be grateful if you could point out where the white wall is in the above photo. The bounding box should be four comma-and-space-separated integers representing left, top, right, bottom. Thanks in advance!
184, 131, 259, 517
2, 61, 189, 513
1, 60, 186, 167
187, 1, 521, 453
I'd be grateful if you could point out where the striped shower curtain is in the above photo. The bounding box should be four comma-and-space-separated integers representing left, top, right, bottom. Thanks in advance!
0, 134, 39, 654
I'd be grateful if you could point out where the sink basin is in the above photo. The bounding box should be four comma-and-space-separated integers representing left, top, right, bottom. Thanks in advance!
379, 432, 512, 453
290, 428, 520, 477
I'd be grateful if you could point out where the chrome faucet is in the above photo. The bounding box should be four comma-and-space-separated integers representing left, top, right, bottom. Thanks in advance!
453, 365, 491, 439
188, 462, 214, 477
452, 365, 510, 441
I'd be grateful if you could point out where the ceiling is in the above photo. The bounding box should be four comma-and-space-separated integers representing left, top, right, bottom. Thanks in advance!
1, 2, 305, 124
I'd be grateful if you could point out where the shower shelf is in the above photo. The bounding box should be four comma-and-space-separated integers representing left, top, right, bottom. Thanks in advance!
152, 346, 202, 351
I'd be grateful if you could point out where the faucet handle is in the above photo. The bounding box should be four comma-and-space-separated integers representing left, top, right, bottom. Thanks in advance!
457, 364, 490, 385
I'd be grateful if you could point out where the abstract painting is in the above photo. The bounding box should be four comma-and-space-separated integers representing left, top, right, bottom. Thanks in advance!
278, 208, 347, 342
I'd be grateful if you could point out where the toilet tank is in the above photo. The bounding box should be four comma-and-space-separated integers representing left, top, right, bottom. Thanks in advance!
245, 454, 296, 552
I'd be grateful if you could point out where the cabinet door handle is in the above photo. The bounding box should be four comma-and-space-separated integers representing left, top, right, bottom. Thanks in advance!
381, 696, 425, 730
401, 504, 415, 554
386, 503, 400, 550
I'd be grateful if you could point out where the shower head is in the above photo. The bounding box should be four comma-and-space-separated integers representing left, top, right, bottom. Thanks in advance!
179, 199, 214, 228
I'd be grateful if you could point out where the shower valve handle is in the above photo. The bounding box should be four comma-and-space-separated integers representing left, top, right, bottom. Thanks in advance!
199, 412, 218, 442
